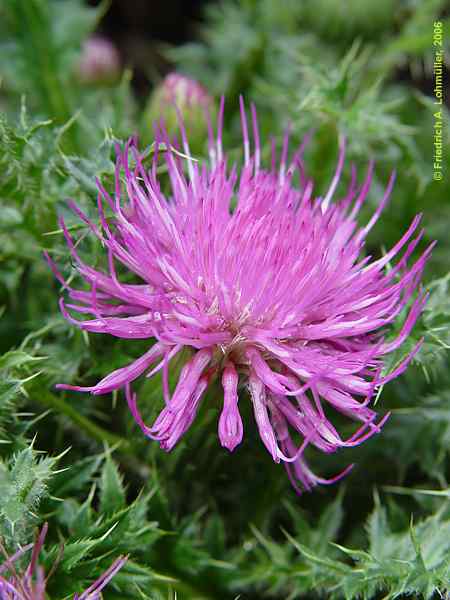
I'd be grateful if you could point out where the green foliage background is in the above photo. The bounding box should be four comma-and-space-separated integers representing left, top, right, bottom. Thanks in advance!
0, 0, 449, 598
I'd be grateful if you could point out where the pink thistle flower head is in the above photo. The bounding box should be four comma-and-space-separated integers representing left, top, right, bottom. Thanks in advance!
48, 97, 433, 493
0, 524, 126, 599
78, 36, 120, 85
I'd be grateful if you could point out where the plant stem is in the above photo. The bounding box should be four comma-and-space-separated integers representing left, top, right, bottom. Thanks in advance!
35, 389, 133, 452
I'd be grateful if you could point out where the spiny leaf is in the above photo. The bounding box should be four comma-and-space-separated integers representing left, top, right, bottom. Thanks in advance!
99, 455, 126, 515
0, 444, 62, 543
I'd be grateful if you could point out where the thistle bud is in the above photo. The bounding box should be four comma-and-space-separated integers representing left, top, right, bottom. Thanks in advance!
143, 73, 214, 151
78, 36, 120, 85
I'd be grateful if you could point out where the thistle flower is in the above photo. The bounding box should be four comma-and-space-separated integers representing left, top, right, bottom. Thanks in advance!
78, 36, 120, 85
0, 524, 126, 599
47, 98, 432, 493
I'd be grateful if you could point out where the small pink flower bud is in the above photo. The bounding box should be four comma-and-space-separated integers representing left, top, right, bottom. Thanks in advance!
78, 36, 120, 84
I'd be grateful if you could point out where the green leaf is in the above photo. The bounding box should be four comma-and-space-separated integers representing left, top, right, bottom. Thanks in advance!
0, 444, 62, 543
99, 455, 126, 515
60, 537, 103, 571
0, 350, 45, 371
